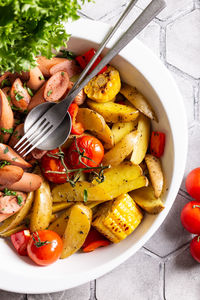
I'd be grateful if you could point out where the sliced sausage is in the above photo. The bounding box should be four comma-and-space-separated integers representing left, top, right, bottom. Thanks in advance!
64, 81, 86, 106
49, 59, 81, 78
0, 191, 26, 214
0, 144, 31, 169
9, 123, 24, 149
44, 71, 69, 102
2, 87, 11, 102
0, 89, 14, 143
27, 67, 45, 91
11, 78, 31, 111
31, 148, 47, 160
0, 172, 42, 192
27, 83, 46, 111
0, 72, 11, 86
0, 165, 24, 185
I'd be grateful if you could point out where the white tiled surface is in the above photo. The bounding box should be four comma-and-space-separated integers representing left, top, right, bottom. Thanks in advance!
2, 0, 199, 299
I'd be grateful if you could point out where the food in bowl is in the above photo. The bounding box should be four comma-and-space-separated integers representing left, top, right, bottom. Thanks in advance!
0, 47, 166, 266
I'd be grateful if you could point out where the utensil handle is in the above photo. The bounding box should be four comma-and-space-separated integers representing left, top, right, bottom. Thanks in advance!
69, 0, 139, 94
64, 0, 166, 109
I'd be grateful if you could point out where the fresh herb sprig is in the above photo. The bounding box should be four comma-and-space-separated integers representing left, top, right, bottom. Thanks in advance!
46, 137, 109, 187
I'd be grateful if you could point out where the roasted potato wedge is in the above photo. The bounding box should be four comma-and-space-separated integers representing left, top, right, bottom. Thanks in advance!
87, 100, 139, 123
60, 204, 92, 258
52, 162, 148, 202
129, 185, 165, 214
0, 192, 34, 235
76, 108, 105, 133
120, 83, 157, 121
52, 202, 73, 214
48, 208, 71, 237
30, 178, 52, 232
76, 107, 112, 144
130, 114, 150, 164
0, 225, 27, 237
145, 154, 164, 198
112, 121, 138, 146
102, 131, 138, 166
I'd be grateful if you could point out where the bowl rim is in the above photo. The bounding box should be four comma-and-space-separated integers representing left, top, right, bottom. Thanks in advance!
0, 19, 188, 294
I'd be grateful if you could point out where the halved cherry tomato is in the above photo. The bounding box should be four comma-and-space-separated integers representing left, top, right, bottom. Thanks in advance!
41, 148, 71, 184
150, 131, 165, 158
181, 201, 200, 234
67, 135, 104, 172
11, 229, 30, 256
82, 227, 110, 252
190, 236, 200, 263
186, 168, 200, 201
76, 48, 107, 75
27, 230, 63, 266
68, 103, 84, 135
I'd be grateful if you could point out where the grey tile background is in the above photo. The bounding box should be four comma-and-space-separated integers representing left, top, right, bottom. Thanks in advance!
2, 0, 200, 299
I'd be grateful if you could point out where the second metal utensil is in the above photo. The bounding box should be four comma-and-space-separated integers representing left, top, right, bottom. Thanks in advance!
17, 0, 166, 155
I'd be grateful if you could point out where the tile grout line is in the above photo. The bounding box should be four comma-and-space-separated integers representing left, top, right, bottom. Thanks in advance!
159, 262, 165, 300
163, 262, 166, 300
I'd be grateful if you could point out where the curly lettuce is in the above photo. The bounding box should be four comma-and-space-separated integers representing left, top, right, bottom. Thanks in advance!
0, 0, 90, 73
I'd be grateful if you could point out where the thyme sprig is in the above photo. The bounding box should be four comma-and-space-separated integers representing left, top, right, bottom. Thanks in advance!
46, 137, 109, 187
32, 231, 52, 248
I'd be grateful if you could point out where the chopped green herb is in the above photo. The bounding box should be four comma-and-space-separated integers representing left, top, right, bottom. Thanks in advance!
1, 78, 11, 88
1, 127, 13, 134
61, 72, 65, 76
3, 188, 16, 196
7, 95, 11, 103
23, 109, 28, 114
3, 147, 9, 154
0, 160, 11, 168
17, 195, 23, 206
58, 50, 76, 60
27, 87, 33, 96
12, 157, 17, 161
39, 75, 45, 81
15, 120, 21, 125
47, 90, 53, 97
83, 189, 88, 203
11, 105, 22, 111
14, 91, 23, 101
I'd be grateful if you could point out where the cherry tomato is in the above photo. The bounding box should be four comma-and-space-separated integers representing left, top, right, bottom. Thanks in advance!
67, 136, 104, 172
41, 148, 71, 184
27, 230, 63, 266
181, 201, 200, 234
186, 168, 200, 200
190, 236, 200, 263
11, 230, 30, 256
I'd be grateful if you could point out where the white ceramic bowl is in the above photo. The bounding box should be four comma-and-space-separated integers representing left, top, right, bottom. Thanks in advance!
0, 19, 188, 294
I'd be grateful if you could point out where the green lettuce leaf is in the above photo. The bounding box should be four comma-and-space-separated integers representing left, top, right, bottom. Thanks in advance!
0, 0, 90, 73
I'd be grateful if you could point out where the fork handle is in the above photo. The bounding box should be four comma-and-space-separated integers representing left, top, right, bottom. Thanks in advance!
69, 0, 139, 94
63, 0, 166, 110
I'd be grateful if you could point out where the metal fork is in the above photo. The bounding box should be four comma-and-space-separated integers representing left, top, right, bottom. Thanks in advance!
15, 0, 166, 157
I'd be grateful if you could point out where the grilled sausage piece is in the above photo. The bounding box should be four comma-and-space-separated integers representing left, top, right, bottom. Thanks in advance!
27, 83, 46, 111
0, 172, 42, 193
44, 71, 69, 102
0, 89, 14, 143
11, 78, 31, 111
0, 144, 32, 169
0, 165, 24, 185
27, 67, 45, 91
0, 192, 27, 222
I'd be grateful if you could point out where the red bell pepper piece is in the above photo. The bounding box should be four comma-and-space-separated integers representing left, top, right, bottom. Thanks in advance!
76, 48, 107, 75
150, 131, 165, 158
68, 103, 84, 135
11, 230, 31, 256
82, 227, 110, 252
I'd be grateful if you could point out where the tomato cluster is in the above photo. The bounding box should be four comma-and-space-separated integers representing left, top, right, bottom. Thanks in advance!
181, 168, 200, 262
